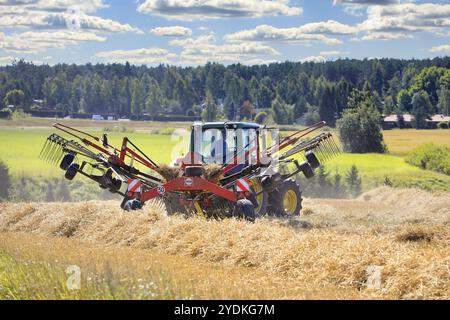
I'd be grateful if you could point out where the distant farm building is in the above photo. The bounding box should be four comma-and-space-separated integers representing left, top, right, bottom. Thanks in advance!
383, 114, 450, 129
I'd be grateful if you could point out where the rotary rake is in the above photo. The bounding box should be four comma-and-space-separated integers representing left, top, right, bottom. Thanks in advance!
40, 121, 339, 220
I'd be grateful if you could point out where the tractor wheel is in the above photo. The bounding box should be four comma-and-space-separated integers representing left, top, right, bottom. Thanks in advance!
65, 163, 79, 181
269, 180, 303, 217
233, 199, 256, 222
60, 154, 75, 171
305, 151, 320, 169
248, 178, 268, 216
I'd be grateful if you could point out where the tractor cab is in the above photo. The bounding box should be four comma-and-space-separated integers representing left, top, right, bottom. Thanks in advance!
187, 122, 266, 174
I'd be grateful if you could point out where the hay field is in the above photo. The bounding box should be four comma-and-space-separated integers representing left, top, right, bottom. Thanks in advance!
0, 187, 449, 300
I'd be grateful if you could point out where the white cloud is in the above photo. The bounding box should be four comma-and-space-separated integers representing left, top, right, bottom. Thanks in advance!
0, 0, 108, 13
320, 50, 350, 57
224, 21, 357, 45
150, 26, 192, 37
333, 0, 401, 16
0, 7, 141, 33
0, 0, 142, 55
358, 3, 450, 40
300, 55, 326, 63
95, 47, 177, 65
360, 32, 412, 40
0, 56, 15, 65
430, 45, 450, 54
169, 34, 280, 65
0, 30, 106, 53
138, 0, 302, 21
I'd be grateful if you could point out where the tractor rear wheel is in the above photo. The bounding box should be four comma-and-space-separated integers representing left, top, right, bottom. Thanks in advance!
233, 199, 256, 222
269, 180, 303, 217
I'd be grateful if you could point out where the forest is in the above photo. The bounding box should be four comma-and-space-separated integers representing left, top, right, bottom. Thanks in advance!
1, 58, 450, 127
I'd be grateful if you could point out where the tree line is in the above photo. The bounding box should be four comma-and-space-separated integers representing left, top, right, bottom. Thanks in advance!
1, 58, 450, 126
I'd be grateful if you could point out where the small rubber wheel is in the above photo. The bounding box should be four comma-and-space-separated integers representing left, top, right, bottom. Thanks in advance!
233, 199, 256, 222
60, 154, 75, 170
65, 163, 79, 181
305, 151, 320, 169
122, 199, 143, 211
299, 161, 314, 179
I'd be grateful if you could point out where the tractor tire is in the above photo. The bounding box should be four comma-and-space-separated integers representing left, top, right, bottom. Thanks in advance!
299, 161, 314, 179
248, 178, 268, 216
65, 163, 79, 181
305, 151, 320, 169
60, 154, 75, 171
233, 198, 256, 222
269, 179, 303, 217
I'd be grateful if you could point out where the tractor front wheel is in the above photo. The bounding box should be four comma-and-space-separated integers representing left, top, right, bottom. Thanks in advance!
269, 180, 303, 217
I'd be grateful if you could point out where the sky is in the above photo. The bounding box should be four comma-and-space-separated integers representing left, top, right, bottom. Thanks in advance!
1, 0, 450, 66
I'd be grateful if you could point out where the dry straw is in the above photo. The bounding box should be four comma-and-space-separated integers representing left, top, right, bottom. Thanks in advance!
0, 187, 449, 299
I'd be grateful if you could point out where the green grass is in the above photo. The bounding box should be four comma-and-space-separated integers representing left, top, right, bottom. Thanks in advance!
0, 250, 191, 300
0, 128, 188, 177
0, 124, 449, 192
324, 153, 450, 192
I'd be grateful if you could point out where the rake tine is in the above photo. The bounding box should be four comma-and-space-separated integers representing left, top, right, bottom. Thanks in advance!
325, 137, 336, 158
320, 142, 328, 162
44, 142, 56, 162
50, 143, 61, 164
332, 137, 341, 154
42, 138, 54, 161
39, 141, 49, 160
39, 139, 49, 159
322, 140, 332, 161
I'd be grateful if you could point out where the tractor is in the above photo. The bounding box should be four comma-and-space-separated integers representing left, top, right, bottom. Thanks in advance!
40, 121, 339, 221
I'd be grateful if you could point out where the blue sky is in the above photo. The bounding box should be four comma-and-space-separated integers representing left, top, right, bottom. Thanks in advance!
0, 0, 450, 66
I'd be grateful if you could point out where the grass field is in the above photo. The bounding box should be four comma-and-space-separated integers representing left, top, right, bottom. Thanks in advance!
1, 119, 449, 192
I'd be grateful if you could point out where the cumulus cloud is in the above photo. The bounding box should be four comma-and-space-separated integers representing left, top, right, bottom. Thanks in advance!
358, 3, 450, 40
333, 0, 399, 5
169, 34, 280, 65
150, 26, 192, 37
0, 56, 15, 65
333, 0, 401, 16
95, 47, 177, 65
320, 50, 350, 57
430, 45, 450, 54
0, 30, 106, 53
0, 0, 108, 13
300, 55, 327, 63
137, 0, 302, 21
0, 0, 141, 53
224, 21, 357, 45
